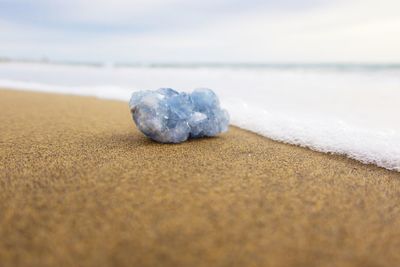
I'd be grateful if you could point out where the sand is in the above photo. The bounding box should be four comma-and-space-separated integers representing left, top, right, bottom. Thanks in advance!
1, 89, 400, 267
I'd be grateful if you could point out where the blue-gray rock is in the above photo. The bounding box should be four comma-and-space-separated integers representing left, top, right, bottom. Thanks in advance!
129, 88, 229, 143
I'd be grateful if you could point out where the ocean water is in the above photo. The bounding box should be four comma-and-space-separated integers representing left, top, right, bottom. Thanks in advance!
1, 61, 399, 171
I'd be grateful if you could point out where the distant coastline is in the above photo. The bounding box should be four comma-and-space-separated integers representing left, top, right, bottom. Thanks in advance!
1, 57, 400, 71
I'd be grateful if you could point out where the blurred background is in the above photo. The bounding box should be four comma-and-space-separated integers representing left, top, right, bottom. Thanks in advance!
1, 0, 399, 63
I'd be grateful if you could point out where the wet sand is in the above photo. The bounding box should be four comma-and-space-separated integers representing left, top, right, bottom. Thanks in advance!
1, 89, 400, 267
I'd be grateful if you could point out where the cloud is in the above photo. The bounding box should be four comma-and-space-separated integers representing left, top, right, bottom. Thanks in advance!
0, 0, 326, 32
0, 0, 399, 62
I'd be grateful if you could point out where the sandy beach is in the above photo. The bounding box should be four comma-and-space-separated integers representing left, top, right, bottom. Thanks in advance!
1, 89, 400, 267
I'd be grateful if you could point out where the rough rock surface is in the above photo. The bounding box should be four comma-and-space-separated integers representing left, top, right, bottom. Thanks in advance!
129, 88, 229, 143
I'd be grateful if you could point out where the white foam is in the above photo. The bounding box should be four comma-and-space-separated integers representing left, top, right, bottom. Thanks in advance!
225, 100, 400, 171
1, 62, 399, 171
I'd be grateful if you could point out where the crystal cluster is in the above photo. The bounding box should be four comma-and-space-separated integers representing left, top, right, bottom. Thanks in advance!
129, 88, 229, 143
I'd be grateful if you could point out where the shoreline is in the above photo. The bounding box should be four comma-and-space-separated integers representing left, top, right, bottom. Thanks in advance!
1, 84, 398, 172
1, 89, 400, 266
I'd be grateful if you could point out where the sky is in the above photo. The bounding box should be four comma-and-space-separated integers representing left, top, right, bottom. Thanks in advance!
0, 0, 400, 63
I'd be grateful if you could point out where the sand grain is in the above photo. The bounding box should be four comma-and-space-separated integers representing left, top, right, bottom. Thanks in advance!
1, 89, 400, 267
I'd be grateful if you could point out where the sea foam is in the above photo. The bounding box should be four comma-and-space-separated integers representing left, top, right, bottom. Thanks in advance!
1, 61, 399, 171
